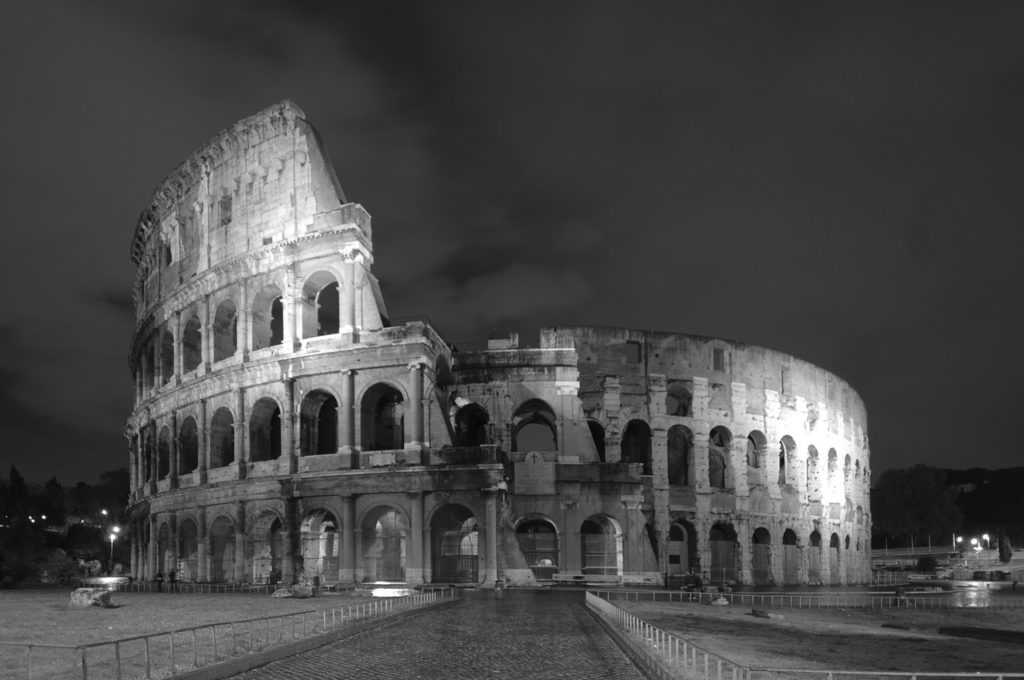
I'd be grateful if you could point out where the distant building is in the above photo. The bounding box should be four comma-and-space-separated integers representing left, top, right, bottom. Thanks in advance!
125, 101, 871, 587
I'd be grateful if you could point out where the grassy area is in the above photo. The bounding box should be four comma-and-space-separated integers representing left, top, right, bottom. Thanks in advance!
618, 599, 1024, 674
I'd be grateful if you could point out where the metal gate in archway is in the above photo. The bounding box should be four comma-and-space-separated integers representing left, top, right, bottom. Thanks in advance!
782, 529, 800, 585
709, 524, 737, 583
829, 545, 841, 584
433, 505, 479, 584
751, 528, 772, 585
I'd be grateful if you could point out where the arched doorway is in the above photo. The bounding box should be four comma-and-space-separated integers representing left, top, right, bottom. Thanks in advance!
709, 523, 737, 583
782, 529, 799, 584
300, 390, 338, 455
249, 397, 282, 462
209, 517, 235, 583
177, 519, 199, 582
252, 513, 285, 585
511, 400, 557, 452
667, 426, 694, 486
361, 384, 404, 451
431, 504, 479, 583
580, 516, 621, 576
668, 520, 697, 578
157, 522, 171, 574
829, 533, 841, 584
454, 405, 489, 447
301, 510, 340, 584
621, 420, 652, 475
752, 527, 772, 585
515, 518, 559, 579
807, 531, 822, 584
362, 508, 406, 582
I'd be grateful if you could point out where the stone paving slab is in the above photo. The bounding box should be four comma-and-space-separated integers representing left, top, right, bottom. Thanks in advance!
228, 591, 646, 679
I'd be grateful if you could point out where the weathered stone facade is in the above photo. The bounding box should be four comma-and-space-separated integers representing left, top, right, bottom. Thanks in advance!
126, 101, 871, 587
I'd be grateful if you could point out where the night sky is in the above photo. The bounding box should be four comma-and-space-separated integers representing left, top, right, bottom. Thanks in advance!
2, 2, 1023, 485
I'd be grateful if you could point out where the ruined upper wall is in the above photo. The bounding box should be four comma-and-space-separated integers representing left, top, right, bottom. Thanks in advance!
130, 100, 370, 316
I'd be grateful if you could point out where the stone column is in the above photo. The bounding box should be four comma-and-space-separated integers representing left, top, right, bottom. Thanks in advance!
148, 514, 158, 581
341, 254, 357, 338
168, 512, 178, 577
340, 496, 355, 584
602, 377, 622, 463
736, 517, 751, 585
173, 312, 183, 384
234, 388, 246, 479
198, 399, 208, 484
650, 426, 670, 581
202, 294, 213, 373
340, 369, 356, 457
197, 508, 209, 583
129, 521, 138, 580
234, 501, 247, 583
148, 421, 158, 495
562, 500, 581, 575
484, 491, 498, 585
406, 362, 423, 451
239, 279, 250, 361
282, 498, 297, 585
169, 411, 179, 489
283, 378, 297, 473
408, 493, 424, 584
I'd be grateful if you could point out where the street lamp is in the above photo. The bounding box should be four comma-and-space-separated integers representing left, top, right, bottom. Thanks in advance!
108, 526, 120, 574
982, 533, 991, 550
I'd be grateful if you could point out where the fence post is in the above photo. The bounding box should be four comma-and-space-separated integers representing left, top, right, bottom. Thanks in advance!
192, 629, 198, 669
145, 636, 152, 678
115, 641, 122, 680
169, 632, 175, 674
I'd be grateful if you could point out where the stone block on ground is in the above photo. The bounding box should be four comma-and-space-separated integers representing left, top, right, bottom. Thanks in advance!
69, 587, 112, 608
271, 585, 314, 598
709, 596, 730, 606
751, 608, 782, 619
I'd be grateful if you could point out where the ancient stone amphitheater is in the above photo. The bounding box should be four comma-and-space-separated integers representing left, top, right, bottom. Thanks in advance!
125, 101, 871, 588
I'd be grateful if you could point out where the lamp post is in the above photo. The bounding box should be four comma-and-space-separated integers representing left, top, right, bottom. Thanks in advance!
108, 526, 120, 574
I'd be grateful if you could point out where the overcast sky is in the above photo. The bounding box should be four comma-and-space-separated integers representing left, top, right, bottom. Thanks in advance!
2, 2, 1023, 484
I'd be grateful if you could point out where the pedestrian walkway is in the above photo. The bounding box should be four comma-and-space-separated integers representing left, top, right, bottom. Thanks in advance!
228, 590, 645, 679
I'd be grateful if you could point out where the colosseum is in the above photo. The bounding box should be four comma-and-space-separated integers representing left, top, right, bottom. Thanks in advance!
125, 100, 872, 589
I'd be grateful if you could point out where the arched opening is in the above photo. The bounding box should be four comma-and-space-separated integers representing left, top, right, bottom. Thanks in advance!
252, 513, 285, 585
621, 419, 652, 475
829, 533, 841, 584
515, 517, 559, 579
746, 431, 766, 468
511, 399, 557, 453
362, 508, 406, 582
157, 523, 171, 575
177, 519, 199, 582
843, 454, 852, 492
580, 516, 621, 576
252, 285, 284, 350
249, 397, 282, 462
300, 390, 338, 455
301, 510, 340, 583
302, 272, 340, 338
827, 449, 838, 487
213, 299, 238, 362
668, 520, 697, 578
431, 504, 479, 583
708, 426, 731, 489
160, 330, 174, 385
209, 516, 236, 583
751, 527, 772, 585
454, 404, 489, 447
178, 417, 199, 474
807, 446, 820, 499
182, 315, 203, 373
209, 407, 235, 468
142, 428, 154, 484
808, 530, 822, 584
587, 420, 606, 462
782, 529, 799, 584
361, 383, 404, 451
667, 425, 694, 486
157, 426, 171, 479
709, 523, 737, 583
665, 381, 692, 417
779, 435, 796, 486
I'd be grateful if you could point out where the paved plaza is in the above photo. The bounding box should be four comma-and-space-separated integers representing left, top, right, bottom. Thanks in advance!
228, 590, 645, 679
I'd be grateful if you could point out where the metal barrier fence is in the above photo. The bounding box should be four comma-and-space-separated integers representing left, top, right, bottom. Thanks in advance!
585, 592, 1024, 680
590, 589, 1024, 610
0, 589, 454, 680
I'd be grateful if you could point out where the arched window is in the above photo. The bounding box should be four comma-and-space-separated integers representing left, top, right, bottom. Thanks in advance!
302, 271, 340, 338
431, 504, 479, 583
182, 315, 203, 373
587, 420, 606, 462
621, 420, 652, 475
807, 446, 820, 498
668, 521, 697, 577
209, 516, 236, 583
665, 380, 692, 417
249, 397, 282, 462
160, 330, 174, 384
213, 299, 238, 362
667, 425, 693, 486
808, 529, 822, 584
708, 426, 731, 489
252, 285, 284, 350
362, 508, 406, 581
157, 426, 171, 479
454, 404, 489, 446
361, 383, 404, 451
779, 435, 796, 486
252, 513, 285, 585
209, 407, 235, 468
177, 519, 199, 581
751, 527, 772, 585
746, 430, 766, 468
511, 399, 557, 453
178, 417, 199, 474
300, 510, 340, 582
709, 523, 737, 582
300, 390, 338, 455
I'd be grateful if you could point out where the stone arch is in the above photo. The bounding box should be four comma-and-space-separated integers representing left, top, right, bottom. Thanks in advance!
751, 527, 772, 586
302, 270, 340, 338
782, 528, 799, 585
667, 425, 694, 486
209, 407, 235, 468
668, 519, 697, 578
178, 416, 199, 474
454, 403, 489, 447
361, 506, 407, 582
252, 511, 285, 585
157, 426, 172, 479
251, 284, 284, 350
515, 515, 559, 579
829, 532, 841, 584
580, 515, 623, 576
511, 399, 557, 453
709, 522, 737, 583
665, 380, 692, 417
301, 509, 340, 583
621, 419, 652, 475
212, 299, 238, 362
249, 397, 281, 462
182, 314, 203, 373
209, 515, 236, 583
300, 389, 338, 455
708, 426, 731, 489
159, 329, 174, 385
746, 430, 767, 469
157, 521, 172, 574
807, 530, 823, 584
779, 435, 796, 486
827, 448, 838, 484
430, 504, 479, 583
361, 383, 405, 451
177, 518, 199, 582
587, 419, 606, 462
807, 446, 820, 499
142, 427, 154, 483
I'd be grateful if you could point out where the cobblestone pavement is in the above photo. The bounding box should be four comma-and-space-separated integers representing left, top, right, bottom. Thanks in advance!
229, 590, 646, 679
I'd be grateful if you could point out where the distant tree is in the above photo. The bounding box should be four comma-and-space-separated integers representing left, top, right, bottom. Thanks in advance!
7, 467, 27, 517
39, 477, 66, 526
998, 529, 1013, 563
872, 465, 963, 547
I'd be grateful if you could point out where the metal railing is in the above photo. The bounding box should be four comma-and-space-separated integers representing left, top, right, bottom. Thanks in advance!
0, 589, 454, 680
585, 592, 1024, 680
589, 589, 1024, 610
